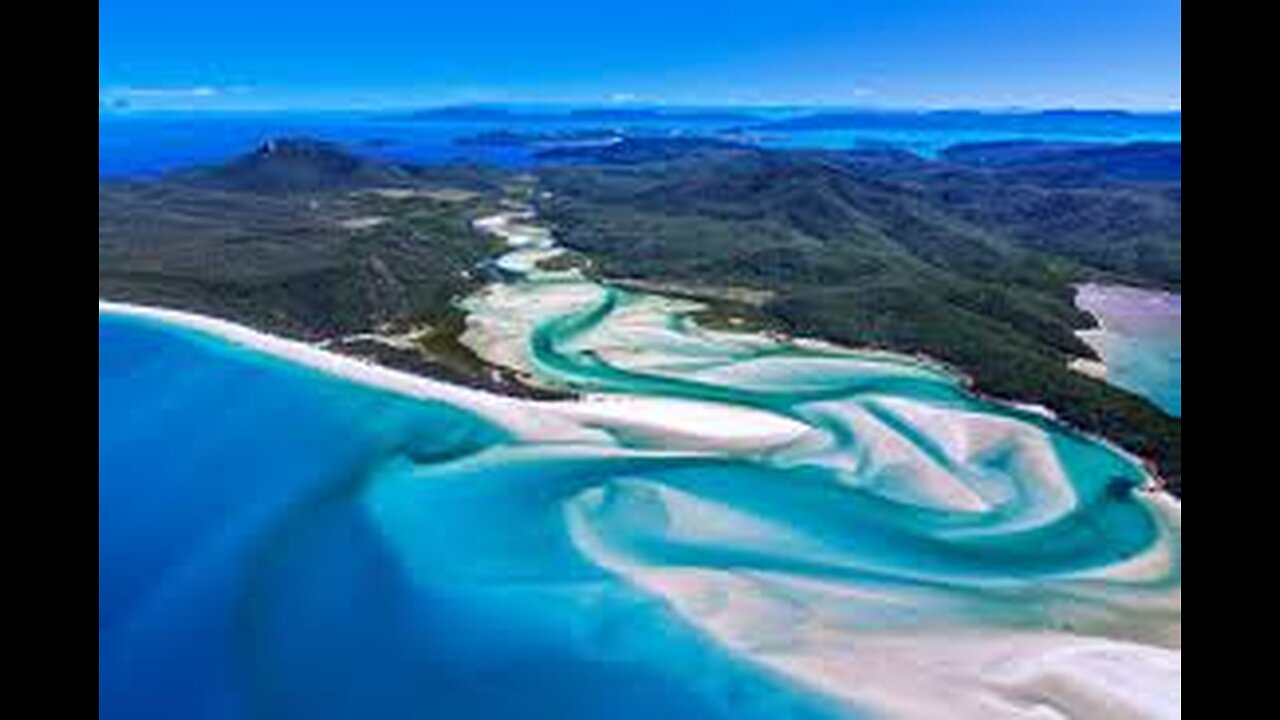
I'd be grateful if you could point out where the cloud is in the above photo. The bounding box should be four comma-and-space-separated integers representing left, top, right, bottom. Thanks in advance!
105, 85, 221, 99
608, 92, 641, 103
851, 87, 876, 98
99, 85, 258, 108
99, 85, 267, 110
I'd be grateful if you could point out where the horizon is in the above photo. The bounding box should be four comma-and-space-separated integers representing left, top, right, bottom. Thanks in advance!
98, 101, 1184, 116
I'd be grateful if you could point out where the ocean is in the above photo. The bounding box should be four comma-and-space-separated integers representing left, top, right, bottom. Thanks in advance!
99, 208, 1182, 718
99, 112, 1182, 718
98, 109, 1181, 178
99, 313, 846, 719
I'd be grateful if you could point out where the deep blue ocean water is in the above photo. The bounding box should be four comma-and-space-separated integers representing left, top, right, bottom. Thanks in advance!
98, 109, 1181, 178
100, 315, 500, 718
98, 112, 539, 177
99, 315, 852, 720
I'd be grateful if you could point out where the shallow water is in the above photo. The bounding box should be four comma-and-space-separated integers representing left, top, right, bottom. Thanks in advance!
1073, 284, 1181, 416
99, 213, 1181, 719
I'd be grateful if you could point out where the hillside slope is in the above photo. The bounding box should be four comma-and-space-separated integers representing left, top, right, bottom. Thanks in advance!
539, 140, 1181, 493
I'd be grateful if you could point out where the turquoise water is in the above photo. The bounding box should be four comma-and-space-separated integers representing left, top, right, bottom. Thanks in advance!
101, 223, 1182, 718
1074, 285, 1181, 417
99, 312, 1180, 718
101, 315, 838, 720
1087, 331, 1181, 416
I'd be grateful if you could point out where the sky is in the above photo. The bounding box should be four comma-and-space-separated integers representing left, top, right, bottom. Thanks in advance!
99, 0, 1181, 111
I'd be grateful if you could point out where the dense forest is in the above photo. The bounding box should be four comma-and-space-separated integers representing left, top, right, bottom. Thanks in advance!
99, 137, 1181, 494
99, 139, 514, 338
537, 138, 1181, 493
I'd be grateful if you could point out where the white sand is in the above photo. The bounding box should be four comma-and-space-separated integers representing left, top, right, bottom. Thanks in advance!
566, 491, 1181, 720
104, 297, 1181, 717
1069, 356, 1109, 380
337, 215, 389, 230
555, 394, 811, 452
104, 212, 1183, 717
333, 325, 434, 351
458, 281, 607, 373
797, 399, 994, 512
1069, 283, 1181, 393
100, 300, 811, 454
99, 300, 556, 434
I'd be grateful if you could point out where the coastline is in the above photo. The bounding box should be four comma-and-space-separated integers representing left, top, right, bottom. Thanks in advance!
1067, 282, 1182, 417
99, 300, 813, 452
100, 299, 536, 430
100, 294, 1176, 499
101, 297, 1181, 720
472, 208, 1180, 498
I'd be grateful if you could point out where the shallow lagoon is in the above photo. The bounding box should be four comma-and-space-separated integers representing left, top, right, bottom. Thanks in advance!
100, 315, 810, 720
100, 216, 1181, 719
1073, 284, 1181, 416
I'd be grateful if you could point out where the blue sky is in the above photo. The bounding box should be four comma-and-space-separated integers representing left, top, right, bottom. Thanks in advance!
99, 0, 1181, 110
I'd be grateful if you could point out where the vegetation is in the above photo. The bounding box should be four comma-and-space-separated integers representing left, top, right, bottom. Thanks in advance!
100, 183, 497, 337
98, 136, 1182, 494
97, 139, 550, 396
538, 139, 1181, 494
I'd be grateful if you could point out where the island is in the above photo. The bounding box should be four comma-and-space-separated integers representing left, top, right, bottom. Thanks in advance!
100, 135, 1181, 494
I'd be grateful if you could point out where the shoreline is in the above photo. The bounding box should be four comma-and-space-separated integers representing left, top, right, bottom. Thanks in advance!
99, 299, 813, 452
100, 293, 1176, 499
101, 297, 1181, 719
1072, 282, 1182, 341
100, 299, 537, 431
1067, 282, 1181, 415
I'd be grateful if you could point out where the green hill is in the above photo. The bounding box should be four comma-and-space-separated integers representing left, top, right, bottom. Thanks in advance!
98, 137, 1181, 493
539, 140, 1181, 493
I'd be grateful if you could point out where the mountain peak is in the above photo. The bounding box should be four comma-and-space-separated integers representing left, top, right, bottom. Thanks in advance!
180, 136, 411, 192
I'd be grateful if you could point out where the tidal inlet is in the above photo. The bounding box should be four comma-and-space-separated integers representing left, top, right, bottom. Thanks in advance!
100, 209, 1181, 720
1071, 284, 1182, 417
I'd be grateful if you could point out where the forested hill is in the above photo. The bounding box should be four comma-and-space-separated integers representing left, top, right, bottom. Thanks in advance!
97, 136, 1181, 494
537, 139, 1181, 494
97, 140, 560, 396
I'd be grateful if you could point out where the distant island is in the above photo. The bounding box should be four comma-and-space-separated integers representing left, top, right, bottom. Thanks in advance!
453, 128, 625, 148
401, 104, 766, 125
756, 108, 1182, 134
396, 106, 1182, 148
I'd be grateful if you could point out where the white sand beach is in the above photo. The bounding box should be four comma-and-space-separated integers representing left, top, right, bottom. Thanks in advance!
100, 300, 812, 454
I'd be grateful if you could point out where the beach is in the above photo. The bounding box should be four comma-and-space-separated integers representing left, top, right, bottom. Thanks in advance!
100, 290, 1182, 719
100, 214, 1183, 720
100, 300, 814, 454
1070, 283, 1182, 416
